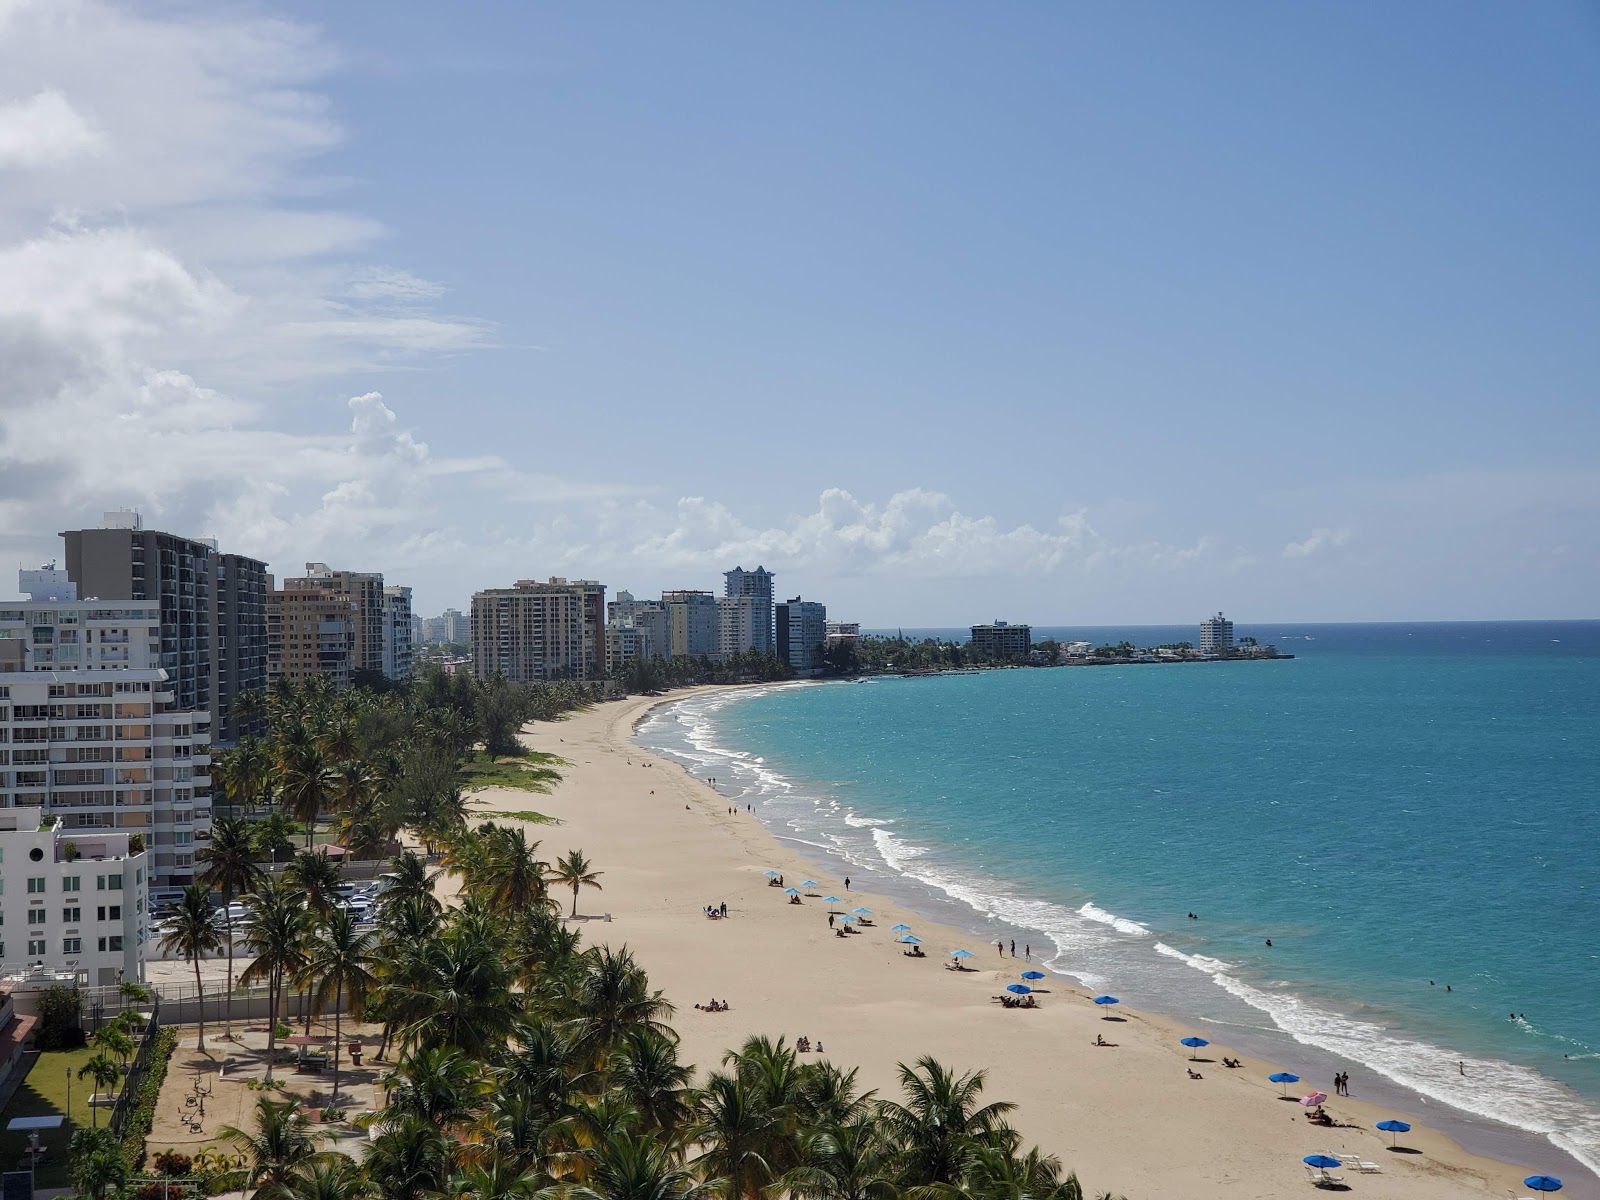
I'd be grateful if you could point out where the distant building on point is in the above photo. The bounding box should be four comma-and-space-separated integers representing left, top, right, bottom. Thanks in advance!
969, 621, 1031, 660
776, 597, 827, 674
1200, 611, 1235, 654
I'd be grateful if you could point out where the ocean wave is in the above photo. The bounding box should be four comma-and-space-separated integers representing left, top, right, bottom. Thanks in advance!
843, 813, 893, 827
1168, 953, 1600, 1178
1078, 903, 1153, 938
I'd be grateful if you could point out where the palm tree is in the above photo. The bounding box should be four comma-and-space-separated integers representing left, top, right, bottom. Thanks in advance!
608, 1027, 694, 1133
691, 1071, 778, 1200
76, 1054, 121, 1125
880, 1057, 1016, 1187
304, 908, 378, 1104
286, 849, 345, 917
363, 1113, 453, 1200
550, 848, 604, 918
778, 1118, 901, 1200
564, 1131, 718, 1200
159, 884, 224, 1052
290, 1152, 377, 1200
446, 1159, 542, 1200
385, 917, 520, 1057
218, 1096, 320, 1200
280, 739, 335, 847
91, 1022, 135, 1068
563, 945, 675, 1065
383, 1045, 485, 1127
68, 1126, 127, 1198
382, 849, 442, 912
456, 824, 551, 916
198, 814, 264, 1040
239, 877, 312, 1081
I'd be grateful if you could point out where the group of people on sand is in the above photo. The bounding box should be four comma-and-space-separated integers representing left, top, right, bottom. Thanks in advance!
704, 902, 728, 919
767, 875, 786, 887
795, 1036, 823, 1053
994, 992, 1038, 1009
694, 998, 731, 1012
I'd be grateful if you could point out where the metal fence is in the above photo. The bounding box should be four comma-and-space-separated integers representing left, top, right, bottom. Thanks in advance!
108, 990, 163, 1139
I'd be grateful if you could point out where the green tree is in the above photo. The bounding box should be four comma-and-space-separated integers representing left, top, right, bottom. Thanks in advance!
218, 1096, 320, 1200
76, 1053, 121, 1126
197, 813, 264, 1040
305, 908, 378, 1105
550, 848, 604, 918
239, 876, 312, 1081
880, 1057, 1016, 1187
68, 1126, 127, 1198
159, 884, 224, 1053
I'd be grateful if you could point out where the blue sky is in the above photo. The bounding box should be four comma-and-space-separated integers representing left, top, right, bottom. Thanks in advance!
0, 2, 1595, 623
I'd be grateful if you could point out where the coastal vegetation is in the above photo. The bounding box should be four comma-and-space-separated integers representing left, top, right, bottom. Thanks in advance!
180, 825, 1110, 1200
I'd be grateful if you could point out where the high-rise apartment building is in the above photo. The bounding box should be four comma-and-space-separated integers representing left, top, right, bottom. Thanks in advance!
213, 552, 268, 741
722, 566, 775, 653
442, 608, 469, 645
283, 565, 386, 678
716, 595, 763, 662
471, 578, 606, 682
267, 586, 356, 687
969, 621, 1031, 660
61, 513, 213, 718
606, 591, 667, 673
0, 573, 213, 886
776, 596, 827, 674
1200, 612, 1235, 654
663, 591, 718, 660
382, 586, 414, 681
58, 513, 265, 745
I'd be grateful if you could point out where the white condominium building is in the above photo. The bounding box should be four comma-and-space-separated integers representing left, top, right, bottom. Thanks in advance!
776, 596, 827, 674
0, 826, 148, 986
722, 567, 775, 653
663, 591, 718, 660
0, 577, 213, 886
1200, 612, 1235, 654
471, 578, 607, 682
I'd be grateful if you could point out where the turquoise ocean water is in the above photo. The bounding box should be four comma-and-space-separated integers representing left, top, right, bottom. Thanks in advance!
636, 622, 1600, 1187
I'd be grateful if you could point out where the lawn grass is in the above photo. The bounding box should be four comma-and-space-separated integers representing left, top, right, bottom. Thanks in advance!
460, 750, 566, 795
477, 809, 560, 825
0, 1044, 113, 1188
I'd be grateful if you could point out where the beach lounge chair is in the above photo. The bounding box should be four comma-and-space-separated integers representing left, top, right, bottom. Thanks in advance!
1339, 1156, 1381, 1173
1304, 1165, 1345, 1187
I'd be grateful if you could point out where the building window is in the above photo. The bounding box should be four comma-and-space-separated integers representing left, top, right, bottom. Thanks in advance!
62, 875, 80, 893
26, 877, 45, 894
27, 910, 45, 926
26, 939, 44, 957
108, 935, 123, 951
97, 905, 123, 921
62, 906, 80, 923
62, 938, 81, 955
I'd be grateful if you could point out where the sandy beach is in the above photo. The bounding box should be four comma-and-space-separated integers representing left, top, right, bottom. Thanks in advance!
450, 686, 1556, 1200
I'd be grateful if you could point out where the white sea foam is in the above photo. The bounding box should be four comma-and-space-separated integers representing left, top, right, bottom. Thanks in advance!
1078, 903, 1153, 938
843, 813, 893, 827
1156, 941, 1600, 1178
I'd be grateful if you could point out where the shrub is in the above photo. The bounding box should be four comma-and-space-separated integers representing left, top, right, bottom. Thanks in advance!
119, 1027, 178, 1172
153, 1149, 193, 1176
36, 984, 86, 1050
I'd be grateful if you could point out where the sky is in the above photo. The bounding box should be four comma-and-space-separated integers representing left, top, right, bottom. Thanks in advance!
0, 1, 1596, 625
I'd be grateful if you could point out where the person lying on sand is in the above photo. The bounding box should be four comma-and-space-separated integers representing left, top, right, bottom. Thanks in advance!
903, 947, 925, 957
1222, 1057, 1241, 1068
1187, 1068, 1204, 1079
1094, 1035, 1119, 1047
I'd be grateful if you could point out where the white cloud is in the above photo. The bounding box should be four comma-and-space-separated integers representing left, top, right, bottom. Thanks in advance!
0, 89, 102, 168
1283, 527, 1352, 558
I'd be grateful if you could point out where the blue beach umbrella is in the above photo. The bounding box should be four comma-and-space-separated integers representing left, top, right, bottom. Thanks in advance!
950, 949, 973, 960
1374, 1119, 1410, 1147
1005, 984, 1032, 995
1092, 995, 1119, 1006
899, 935, 922, 944
1180, 1037, 1209, 1059
823, 896, 842, 905
1269, 1071, 1301, 1097
1303, 1155, 1343, 1170
891, 924, 912, 932
1524, 1177, 1563, 1193
764, 870, 781, 877
852, 907, 872, 915
784, 887, 801, 896
1021, 970, 1045, 980
839, 914, 855, 922
800, 880, 818, 888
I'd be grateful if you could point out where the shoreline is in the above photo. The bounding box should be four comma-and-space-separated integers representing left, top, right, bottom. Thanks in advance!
474, 685, 1579, 1200
633, 682, 1600, 1191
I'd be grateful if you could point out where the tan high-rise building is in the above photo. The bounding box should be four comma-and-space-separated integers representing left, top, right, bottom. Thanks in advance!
471, 578, 606, 682
267, 586, 356, 687
281, 564, 386, 679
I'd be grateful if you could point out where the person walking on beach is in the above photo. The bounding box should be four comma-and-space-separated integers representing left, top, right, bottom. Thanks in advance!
828, 913, 835, 929
997, 941, 1004, 957
1025, 943, 1031, 959
1009, 939, 1016, 957
844, 877, 851, 890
